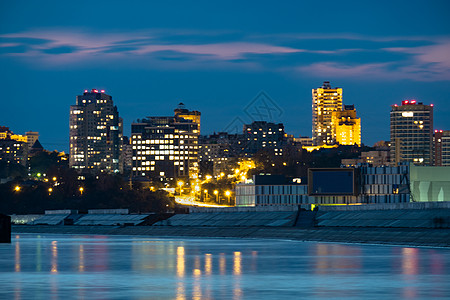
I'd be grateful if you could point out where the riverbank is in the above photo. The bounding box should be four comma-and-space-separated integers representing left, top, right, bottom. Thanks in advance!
12, 225, 450, 248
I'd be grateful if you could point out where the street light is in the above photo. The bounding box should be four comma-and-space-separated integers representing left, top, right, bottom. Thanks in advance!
79, 187, 84, 195
213, 190, 219, 202
225, 190, 231, 204
204, 189, 208, 201
14, 185, 20, 192
177, 181, 184, 195
48, 187, 53, 194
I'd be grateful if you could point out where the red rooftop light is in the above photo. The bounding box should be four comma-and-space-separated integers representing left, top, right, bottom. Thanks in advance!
411, 100, 416, 104
441, 130, 443, 133
101, 90, 105, 93
430, 104, 434, 107
84, 89, 88, 93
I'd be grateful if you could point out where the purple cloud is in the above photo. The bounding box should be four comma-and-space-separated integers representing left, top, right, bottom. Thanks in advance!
1, 29, 449, 81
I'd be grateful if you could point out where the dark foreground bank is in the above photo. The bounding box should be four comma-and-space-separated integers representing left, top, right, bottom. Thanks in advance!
12, 225, 450, 248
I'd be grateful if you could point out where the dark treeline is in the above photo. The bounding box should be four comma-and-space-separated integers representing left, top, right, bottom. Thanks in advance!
0, 151, 174, 214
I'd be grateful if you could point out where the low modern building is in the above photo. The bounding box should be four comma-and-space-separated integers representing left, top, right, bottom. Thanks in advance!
235, 164, 414, 207
235, 175, 308, 207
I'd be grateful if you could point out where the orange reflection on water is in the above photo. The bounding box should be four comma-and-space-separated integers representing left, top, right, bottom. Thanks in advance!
401, 247, 419, 299
402, 248, 419, 275
177, 246, 185, 277
314, 244, 361, 274
205, 253, 212, 276
79, 244, 85, 272
176, 246, 186, 300
192, 268, 202, 300
15, 236, 20, 272
233, 252, 242, 300
233, 252, 241, 275
51, 241, 58, 273
220, 253, 226, 275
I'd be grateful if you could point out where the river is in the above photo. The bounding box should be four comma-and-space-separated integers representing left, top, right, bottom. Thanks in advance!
1, 234, 449, 299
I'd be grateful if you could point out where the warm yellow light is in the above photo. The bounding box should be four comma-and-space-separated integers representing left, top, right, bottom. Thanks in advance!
205, 175, 212, 180
204, 189, 208, 193
52, 177, 57, 181
14, 186, 20, 192
225, 190, 231, 196
177, 181, 184, 187
220, 172, 225, 177
194, 185, 200, 192
213, 190, 218, 195
48, 188, 53, 193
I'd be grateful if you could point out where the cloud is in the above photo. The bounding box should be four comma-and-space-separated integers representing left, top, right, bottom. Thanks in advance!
1, 28, 449, 81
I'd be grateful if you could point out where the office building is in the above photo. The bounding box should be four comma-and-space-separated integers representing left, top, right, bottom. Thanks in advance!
69, 89, 123, 173
390, 100, 433, 166
0, 139, 27, 166
312, 81, 343, 146
332, 104, 361, 146
243, 121, 286, 155
131, 104, 200, 181
434, 130, 450, 166
25, 132, 39, 149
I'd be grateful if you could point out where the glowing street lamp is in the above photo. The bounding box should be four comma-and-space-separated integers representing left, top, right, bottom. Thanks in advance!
225, 190, 231, 204
48, 187, 53, 194
14, 185, 21, 192
213, 190, 219, 202
177, 181, 184, 195
204, 189, 208, 201
79, 187, 84, 195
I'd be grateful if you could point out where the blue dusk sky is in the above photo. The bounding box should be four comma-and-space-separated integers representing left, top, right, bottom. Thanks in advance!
1, 0, 449, 152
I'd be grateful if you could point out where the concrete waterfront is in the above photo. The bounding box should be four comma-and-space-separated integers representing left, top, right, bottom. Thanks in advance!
11, 202, 450, 248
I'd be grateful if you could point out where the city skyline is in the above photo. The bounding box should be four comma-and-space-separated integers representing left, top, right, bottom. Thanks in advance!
1, 1, 450, 152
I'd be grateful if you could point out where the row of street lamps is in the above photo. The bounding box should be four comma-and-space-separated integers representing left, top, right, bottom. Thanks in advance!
177, 181, 232, 203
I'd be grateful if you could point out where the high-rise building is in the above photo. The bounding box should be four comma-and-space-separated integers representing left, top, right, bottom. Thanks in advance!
25, 132, 39, 149
312, 81, 343, 146
131, 104, 200, 181
332, 104, 361, 146
390, 100, 433, 166
434, 130, 450, 166
243, 121, 286, 155
69, 89, 123, 173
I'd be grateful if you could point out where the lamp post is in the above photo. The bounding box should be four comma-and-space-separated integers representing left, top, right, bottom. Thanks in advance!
177, 181, 184, 195
213, 190, 219, 202
204, 189, 208, 201
79, 187, 84, 196
225, 190, 231, 205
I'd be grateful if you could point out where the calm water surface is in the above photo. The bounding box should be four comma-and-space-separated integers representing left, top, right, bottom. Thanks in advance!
1, 234, 449, 299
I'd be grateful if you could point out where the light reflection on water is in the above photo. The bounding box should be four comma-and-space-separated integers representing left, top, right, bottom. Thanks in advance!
1, 234, 450, 299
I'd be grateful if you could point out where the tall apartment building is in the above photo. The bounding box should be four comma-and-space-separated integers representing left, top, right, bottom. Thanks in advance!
243, 121, 286, 155
131, 104, 200, 181
390, 100, 433, 166
69, 89, 123, 173
332, 104, 361, 146
434, 130, 450, 166
312, 81, 343, 146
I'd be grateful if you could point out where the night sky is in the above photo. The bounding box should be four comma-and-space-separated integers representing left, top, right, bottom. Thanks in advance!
1, 1, 449, 152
